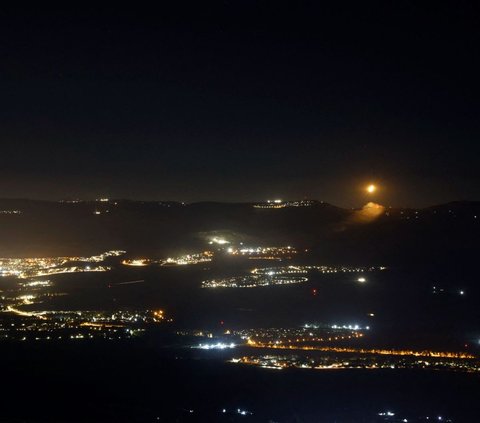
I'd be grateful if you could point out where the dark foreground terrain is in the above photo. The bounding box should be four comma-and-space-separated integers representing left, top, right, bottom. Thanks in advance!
2, 340, 480, 422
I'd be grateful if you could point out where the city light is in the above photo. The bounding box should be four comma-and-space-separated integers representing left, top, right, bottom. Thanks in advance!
122, 259, 149, 266
122, 251, 213, 267
210, 237, 229, 245
253, 200, 315, 209
202, 264, 384, 289
245, 341, 475, 359
225, 245, 297, 260
0, 250, 124, 279
195, 342, 236, 350
231, 352, 480, 372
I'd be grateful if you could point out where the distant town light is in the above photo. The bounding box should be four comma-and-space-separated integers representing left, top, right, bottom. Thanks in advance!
211, 237, 229, 245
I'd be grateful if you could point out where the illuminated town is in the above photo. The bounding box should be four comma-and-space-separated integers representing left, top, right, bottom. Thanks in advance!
201, 273, 308, 288
225, 245, 297, 260
0, 250, 125, 278
202, 264, 384, 288
0, 262, 171, 342
251, 264, 383, 275
0, 309, 170, 341
253, 199, 316, 209
235, 324, 367, 345
230, 353, 480, 373
122, 251, 213, 266
122, 245, 298, 267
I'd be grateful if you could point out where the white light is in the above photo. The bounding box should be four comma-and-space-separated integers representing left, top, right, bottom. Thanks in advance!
196, 342, 236, 350
211, 237, 229, 245
357, 277, 366, 283
378, 411, 396, 417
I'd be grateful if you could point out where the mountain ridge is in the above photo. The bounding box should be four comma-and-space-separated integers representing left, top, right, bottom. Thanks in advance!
0, 199, 477, 265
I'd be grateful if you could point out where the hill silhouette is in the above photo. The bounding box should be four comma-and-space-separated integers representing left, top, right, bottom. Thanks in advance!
0, 199, 478, 267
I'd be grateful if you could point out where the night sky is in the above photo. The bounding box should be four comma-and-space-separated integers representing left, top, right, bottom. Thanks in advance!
1, 3, 479, 207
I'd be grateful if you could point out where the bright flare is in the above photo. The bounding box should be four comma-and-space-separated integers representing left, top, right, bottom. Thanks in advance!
366, 184, 376, 193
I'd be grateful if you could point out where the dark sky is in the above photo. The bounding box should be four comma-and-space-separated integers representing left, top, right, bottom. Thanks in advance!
1, 2, 479, 207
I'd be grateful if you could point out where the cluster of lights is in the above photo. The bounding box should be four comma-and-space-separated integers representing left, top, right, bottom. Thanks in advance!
330, 324, 369, 330
0, 250, 124, 279
226, 245, 297, 260
251, 266, 386, 283
243, 330, 364, 347
122, 259, 150, 267
209, 237, 229, 245
0, 309, 171, 342
246, 341, 475, 359
202, 264, 383, 288
202, 274, 308, 289
122, 251, 213, 267
163, 252, 213, 266
0, 264, 172, 341
19, 280, 52, 288
195, 342, 236, 350
231, 353, 479, 374
253, 199, 315, 209
235, 324, 366, 345
123, 245, 299, 268
251, 265, 384, 276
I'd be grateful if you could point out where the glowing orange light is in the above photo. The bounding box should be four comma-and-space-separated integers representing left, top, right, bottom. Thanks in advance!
366, 184, 376, 193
